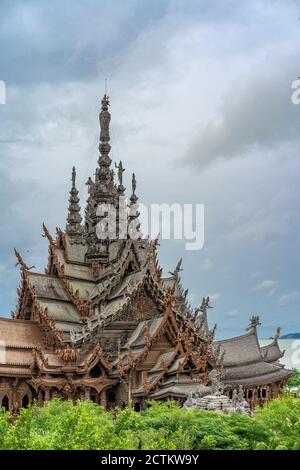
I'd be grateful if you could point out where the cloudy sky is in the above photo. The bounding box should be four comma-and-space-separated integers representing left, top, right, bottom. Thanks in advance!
0, 0, 300, 338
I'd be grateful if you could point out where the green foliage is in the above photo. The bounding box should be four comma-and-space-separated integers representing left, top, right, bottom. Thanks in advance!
255, 395, 300, 450
285, 368, 300, 391
0, 408, 10, 449
1, 396, 300, 450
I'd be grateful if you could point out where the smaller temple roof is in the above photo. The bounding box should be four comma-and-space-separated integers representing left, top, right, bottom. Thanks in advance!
215, 324, 292, 387
148, 375, 210, 399
260, 339, 284, 364
216, 329, 263, 367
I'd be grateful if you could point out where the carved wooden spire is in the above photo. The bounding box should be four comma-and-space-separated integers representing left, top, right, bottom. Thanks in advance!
98, 94, 112, 168
128, 173, 141, 238
85, 95, 119, 264
66, 167, 84, 244
14, 248, 29, 271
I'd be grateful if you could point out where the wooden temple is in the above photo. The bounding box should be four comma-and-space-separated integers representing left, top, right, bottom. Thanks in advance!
0, 95, 291, 415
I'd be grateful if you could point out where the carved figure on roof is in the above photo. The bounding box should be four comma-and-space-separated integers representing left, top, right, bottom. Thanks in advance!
169, 258, 183, 277
99, 94, 110, 142
115, 161, 125, 187
270, 326, 281, 340
247, 315, 261, 331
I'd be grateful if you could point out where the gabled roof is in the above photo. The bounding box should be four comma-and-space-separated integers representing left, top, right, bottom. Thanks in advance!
260, 339, 285, 364
215, 328, 263, 367
215, 327, 292, 387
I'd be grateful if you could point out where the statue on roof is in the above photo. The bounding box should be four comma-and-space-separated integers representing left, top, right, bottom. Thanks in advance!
115, 161, 125, 187
270, 326, 281, 340
169, 258, 183, 277
247, 315, 261, 331
195, 296, 213, 317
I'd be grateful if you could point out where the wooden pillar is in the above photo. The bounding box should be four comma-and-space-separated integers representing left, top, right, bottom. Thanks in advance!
84, 388, 90, 400
100, 389, 106, 408
45, 389, 50, 402
38, 389, 44, 406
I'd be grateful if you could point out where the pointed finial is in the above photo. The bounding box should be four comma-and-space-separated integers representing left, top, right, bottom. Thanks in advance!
14, 248, 31, 271
14, 248, 28, 270
246, 315, 261, 331
98, 94, 111, 167
101, 94, 110, 112
66, 167, 84, 244
132, 173, 137, 195
128, 172, 141, 238
169, 258, 183, 277
42, 223, 54, 244
72, 166, 76, 188
270, 326, 281, 340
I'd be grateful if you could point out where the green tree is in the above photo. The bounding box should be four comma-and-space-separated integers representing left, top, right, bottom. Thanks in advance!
285, 368, 300, 392
1, 395, 300, 450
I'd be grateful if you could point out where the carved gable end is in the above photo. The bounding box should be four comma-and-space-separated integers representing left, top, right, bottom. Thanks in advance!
121, 290, 162, 322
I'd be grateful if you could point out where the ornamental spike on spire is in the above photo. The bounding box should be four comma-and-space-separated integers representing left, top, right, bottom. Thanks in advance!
65, 166, 84, 244
128, 173, 141, 238
98, 94, 112, 168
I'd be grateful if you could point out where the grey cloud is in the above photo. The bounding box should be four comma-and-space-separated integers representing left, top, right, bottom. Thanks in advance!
184, 56, 300, 168
1, 0, 300, 337
0, 0, 169, 85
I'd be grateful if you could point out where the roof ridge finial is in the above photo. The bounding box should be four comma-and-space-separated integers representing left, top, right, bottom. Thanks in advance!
65, 166, 84, 244
98, 94, 111, 168
14, 248, 35, 271
128, 173, 141, 238
246, 315, 261, 331
168, 258, 183, 278
269, 326, 281, 341
72, 166, 76, 188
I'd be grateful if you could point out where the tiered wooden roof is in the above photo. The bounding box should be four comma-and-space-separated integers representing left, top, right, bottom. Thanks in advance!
216, 319, 291, 388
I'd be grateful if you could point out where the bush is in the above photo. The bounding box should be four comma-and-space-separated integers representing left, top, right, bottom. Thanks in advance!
0, 395, 299, 450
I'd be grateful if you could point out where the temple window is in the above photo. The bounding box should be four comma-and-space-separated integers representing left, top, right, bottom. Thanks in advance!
262, 389, 266, 398
90, 392, 98, 404
90, 363, 102, 378
248, 389, 253, 399
134, 402, 141, 412
22, 394, 30, 408
107, 390, 116, 403
1, 395, 9, 411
